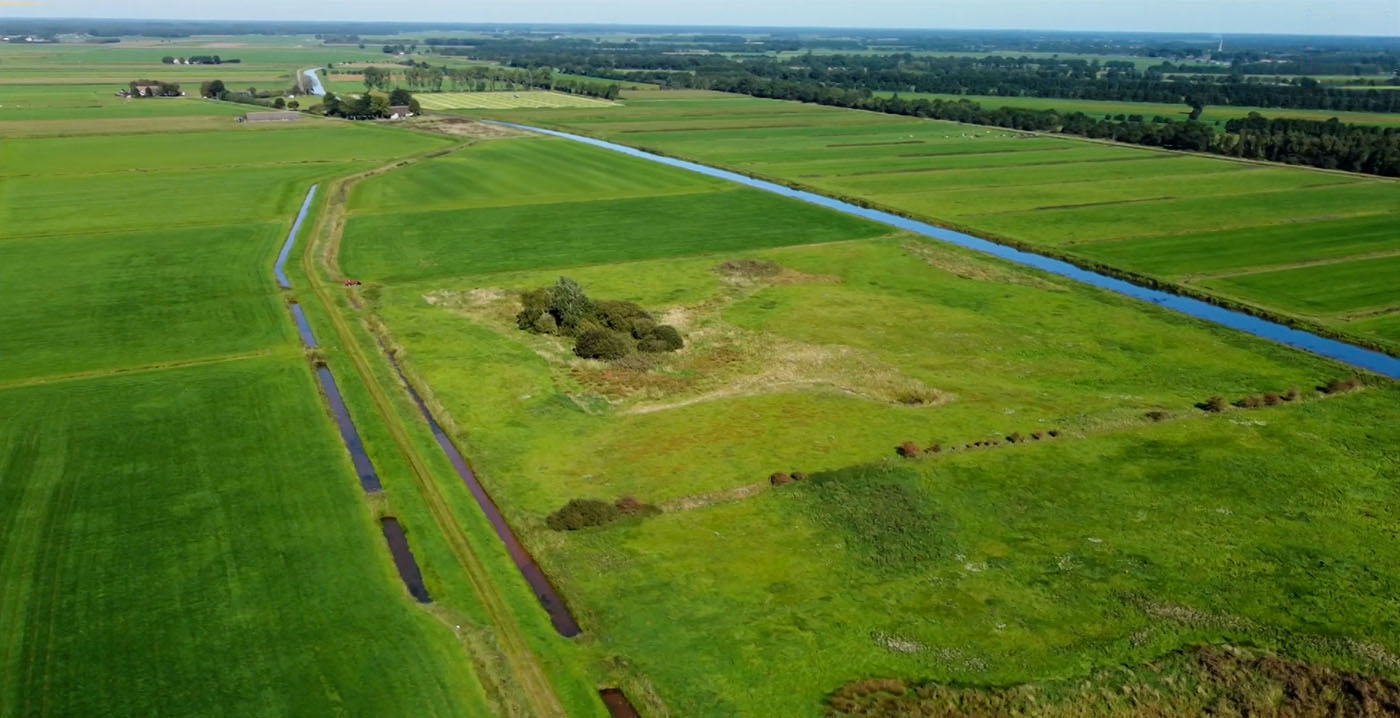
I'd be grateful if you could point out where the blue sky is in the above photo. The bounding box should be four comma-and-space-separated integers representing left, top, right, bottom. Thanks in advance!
6, 0, 1398, 36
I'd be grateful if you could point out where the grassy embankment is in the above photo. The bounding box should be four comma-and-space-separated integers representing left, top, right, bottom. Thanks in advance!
460, 90, 1400, 353
340, 131, 1400, 715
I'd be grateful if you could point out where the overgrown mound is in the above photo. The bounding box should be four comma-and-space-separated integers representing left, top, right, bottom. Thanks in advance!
825, 644, 1400, 717
516, 277, 684, 360
545, 496, 661, 531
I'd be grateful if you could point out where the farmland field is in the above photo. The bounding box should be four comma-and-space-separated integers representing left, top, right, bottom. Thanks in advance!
0, 61, 617, 715
416, 91, 616, 110
340, 132, 1400, 715
462, 89, 1400, 352
9, 30, 1400, 718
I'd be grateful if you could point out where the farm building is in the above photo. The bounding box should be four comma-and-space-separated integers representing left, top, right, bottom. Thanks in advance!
239, 111, 301, 123
388, 105, 415, 120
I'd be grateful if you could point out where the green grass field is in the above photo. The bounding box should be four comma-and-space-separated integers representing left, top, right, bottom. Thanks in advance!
9, 36, 1400, 718
0, 55, 572, 714
0, 358, 491, 716
462, 89, 1400, 352
343, 133, 1400, 715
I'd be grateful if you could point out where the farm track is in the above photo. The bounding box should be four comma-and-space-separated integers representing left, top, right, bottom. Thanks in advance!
0, 349, 279, 391
299, 149, 570, 718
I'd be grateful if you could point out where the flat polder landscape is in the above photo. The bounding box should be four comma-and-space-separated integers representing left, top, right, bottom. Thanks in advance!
2, 20, 1398, 718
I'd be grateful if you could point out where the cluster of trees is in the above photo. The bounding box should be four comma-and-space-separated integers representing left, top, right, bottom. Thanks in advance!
124, 80, 181, 97
161, 54, 238, 64
353, 63, 621, 100
320, 88, 418, 118
199, 79, 300, 109
516, 277, 684, 360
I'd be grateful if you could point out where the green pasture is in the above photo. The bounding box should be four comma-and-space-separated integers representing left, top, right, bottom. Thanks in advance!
464, 90, 1399, 348
348, 136, 725, 214
0, 223, 292, 384
965, 182, 1396, 245
342, 185, 885, 281
0, 358, 491, 716
364, 185, 1397, 716
0, 161, 368, 239
1199, 254, 1400, 316
544, 387, 1400, 716
0, 84, 250, 121
0, 123, 451, 176
1072, 215, 1400, 276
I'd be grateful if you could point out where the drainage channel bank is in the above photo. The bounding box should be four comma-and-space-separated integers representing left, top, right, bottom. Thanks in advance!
380, 344, 583, 638
490, 121, 1400, 381
276, 184, 425, 597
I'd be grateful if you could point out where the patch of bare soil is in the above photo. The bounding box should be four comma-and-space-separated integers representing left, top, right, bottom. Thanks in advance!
903, 239, 1066, 292
826, 645, 1400, 718
405, 116, 523, 139
422, 259, 949, 415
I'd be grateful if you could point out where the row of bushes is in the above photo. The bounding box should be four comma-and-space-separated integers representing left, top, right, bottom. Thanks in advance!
1199, 376, 1363, 413
545, 496, 660, 531
896, 431, 1062, 458
517, 277, 684, 360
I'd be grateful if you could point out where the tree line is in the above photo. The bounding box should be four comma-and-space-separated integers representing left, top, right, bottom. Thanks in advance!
352, 62, 620, 100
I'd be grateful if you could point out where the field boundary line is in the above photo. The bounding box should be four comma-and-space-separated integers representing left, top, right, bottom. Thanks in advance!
0, 349, 280, 392
1181, 249, 1400, 283
301, 148, 571, 718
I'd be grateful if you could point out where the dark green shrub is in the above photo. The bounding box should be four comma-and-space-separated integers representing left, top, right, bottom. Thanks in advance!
1263, 393, 1282, 406
638, 324, 684, 353
790, 471, 808, 481
594, 299, 654, 335
545, 499, 619, 531
574, 329, 634, 360
924, 443, 942, 454
896, 441, 920, 458
1007, 432, 1024, 444
770, 472, 793, 486
1236, 395, 1263, 409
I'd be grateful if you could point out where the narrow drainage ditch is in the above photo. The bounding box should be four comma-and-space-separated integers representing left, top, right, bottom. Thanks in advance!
599, 688, 642, 718
380, 517, 432, 603
288, 301, 318, 348
381, 345, 583, 638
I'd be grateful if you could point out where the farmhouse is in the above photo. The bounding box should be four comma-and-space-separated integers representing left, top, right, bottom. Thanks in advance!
239, 111, 301, 123
388, 105, 415, 120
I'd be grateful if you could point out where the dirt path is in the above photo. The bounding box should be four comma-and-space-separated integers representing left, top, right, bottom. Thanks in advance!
299, 149, 571, 718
